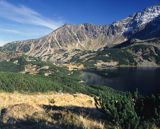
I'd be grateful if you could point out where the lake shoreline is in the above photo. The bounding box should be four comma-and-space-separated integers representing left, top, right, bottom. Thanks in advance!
81, 67, 160, 95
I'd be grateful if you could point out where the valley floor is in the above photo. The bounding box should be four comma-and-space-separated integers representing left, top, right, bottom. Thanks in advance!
0, 92, 106, 129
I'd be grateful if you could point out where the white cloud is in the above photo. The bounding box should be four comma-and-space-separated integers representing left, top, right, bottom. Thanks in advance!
0, 0, 63, 30
0, 28, 23, 34
0, 27, 52, 46
0, 28, 49, 36
0, 40, 10, 46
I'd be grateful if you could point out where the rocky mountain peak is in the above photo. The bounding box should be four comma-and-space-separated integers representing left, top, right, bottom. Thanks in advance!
1, 4, 160, 63
112, 4, 160, 35
133, 4, 160, 25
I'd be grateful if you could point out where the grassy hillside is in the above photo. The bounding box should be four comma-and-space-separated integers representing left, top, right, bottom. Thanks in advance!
0, 92, 105, 129
0, 57, 123, 128
71, 43, 160, 68
0, 55, 160, 129
0, 56, 117, 96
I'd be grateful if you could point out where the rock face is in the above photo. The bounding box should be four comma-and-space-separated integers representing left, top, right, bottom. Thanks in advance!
1, 4, 160, 64
131, 16, 160, 39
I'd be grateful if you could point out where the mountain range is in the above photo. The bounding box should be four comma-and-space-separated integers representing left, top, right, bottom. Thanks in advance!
1, 4, 160, 67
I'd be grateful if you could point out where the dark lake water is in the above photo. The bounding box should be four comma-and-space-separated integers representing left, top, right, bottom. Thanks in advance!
81, 67, 160, 95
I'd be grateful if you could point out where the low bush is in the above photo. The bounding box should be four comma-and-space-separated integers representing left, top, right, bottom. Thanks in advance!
95, 91, 160, 129
95, 92, 139, 129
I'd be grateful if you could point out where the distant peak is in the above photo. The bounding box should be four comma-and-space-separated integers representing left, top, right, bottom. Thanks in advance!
62, 24, 72, 27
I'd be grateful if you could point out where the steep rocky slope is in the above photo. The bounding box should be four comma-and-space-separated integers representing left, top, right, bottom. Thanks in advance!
1, 4, 160, 66
68, 38, 160, 67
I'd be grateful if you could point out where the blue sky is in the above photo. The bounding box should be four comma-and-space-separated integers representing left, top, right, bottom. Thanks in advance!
0, 0, 159, 46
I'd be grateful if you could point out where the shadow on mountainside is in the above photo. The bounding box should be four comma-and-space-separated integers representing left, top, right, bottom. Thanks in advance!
0, 104, 106, 129
0, 117, 83, 129
42, 105, 105, 121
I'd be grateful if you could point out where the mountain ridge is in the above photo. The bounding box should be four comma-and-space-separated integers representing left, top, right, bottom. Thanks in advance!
1, 4, 160, 66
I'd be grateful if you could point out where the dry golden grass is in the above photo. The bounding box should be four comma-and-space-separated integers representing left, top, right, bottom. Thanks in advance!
0, 92, 106, 129
74, 115, 105, 129
62, 111, 106, 129
0, 92, 95, 110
